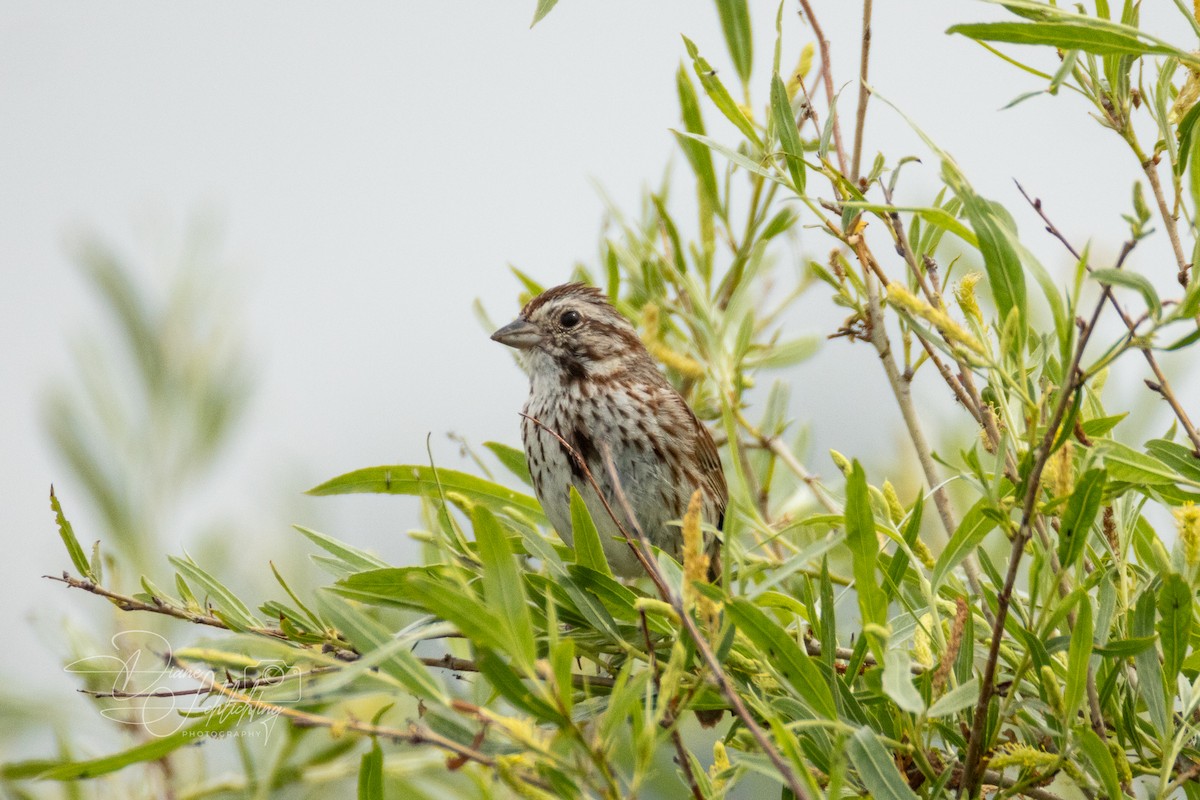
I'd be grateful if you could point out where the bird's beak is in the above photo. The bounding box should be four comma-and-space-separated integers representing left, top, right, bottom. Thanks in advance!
491, 318, 542, 350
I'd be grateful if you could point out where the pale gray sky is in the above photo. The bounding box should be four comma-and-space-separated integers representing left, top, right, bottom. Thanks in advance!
1, 0, 1190, 768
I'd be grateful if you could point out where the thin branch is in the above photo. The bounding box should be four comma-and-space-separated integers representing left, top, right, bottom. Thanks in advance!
850, 0, 874, 183
796, 0, 849, 177
960, 272, 1114, 798
169, 656, 552, 791
1017, 182, 1200, 455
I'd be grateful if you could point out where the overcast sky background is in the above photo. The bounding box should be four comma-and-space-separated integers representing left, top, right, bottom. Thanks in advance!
2, 0, 1194, 772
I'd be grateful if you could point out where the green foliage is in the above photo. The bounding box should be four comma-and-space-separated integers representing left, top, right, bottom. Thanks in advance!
23, 1, 1200, 798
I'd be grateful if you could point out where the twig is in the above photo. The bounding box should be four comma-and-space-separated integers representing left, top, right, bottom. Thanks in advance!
1017, 182, 1200, 456
850, 0, 874, 183
46, 572, 615, 690
959, 271, 1114, 798
796, 0, 849, 177
641, 610, 704, 800
169, 656, 551, 791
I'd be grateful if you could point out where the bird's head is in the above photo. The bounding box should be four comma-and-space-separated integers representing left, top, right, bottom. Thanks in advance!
491, 283, 647, 382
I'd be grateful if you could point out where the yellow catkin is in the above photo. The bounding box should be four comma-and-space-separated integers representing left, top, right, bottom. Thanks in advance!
1170, 63, 1200, 125
912, 613, 935, 668
882, 480, 905, 525
987, 743, 1059, 772
710, 740, 732, 790
1043, 441, 1074, 499
786, 43, 815, 100
682, 490, 720, 626
641, 303, 706, 378
912, 538, 936, 569
887, 284, 987, 358
1175, 502, 1200, 568
955, 272, 984, 325
829, 449, 852, 476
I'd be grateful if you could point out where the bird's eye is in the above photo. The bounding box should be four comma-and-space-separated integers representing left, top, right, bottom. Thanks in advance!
560, 310, 582, 328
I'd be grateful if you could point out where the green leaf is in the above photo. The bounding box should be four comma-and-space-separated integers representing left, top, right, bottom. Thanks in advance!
882, 649, 925, 713
357, 738, 383, 800
672, 130, 785, 186
681, 36, 762, 148
943, 162, 1027, 328
770, 73, 806, 193
483, 441, 532, 486
1063, 594, 1093, 723
1145, 439, 1200, 483
530, 0, 558, 28
839, 202, 979, 248
474, 648, 565, 723
403, 574, 511, 654
726, 598, 837, 718
50, 486, 92, 579
308, 465, 546, 524
1132, 589, 1169, 735
1092, 268, 1161, 318
294, 525, 388, 572
474, 506, 536, 670
676, 65, 721, 214
1076, 726, 1124, 800
1177, 100, 1200, 176
714, 0, 753, 86
845, 726, 921, 800
168, 554, 259, 631
1057, 468, 1106, 570
947, 20, 1193, 63
927, 677, 980, 718
569, 487, 611, 577
932, 496, 1000, 591
316, 591, 445, 702
1158, 573, 1193, 687
39, 711, 241, 779
846, 461, 886, 660
1096, 440, 1194, 486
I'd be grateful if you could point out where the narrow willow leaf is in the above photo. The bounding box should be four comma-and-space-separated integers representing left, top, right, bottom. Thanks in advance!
316, 591, 445, 702
357, 738, 383, 800
308, 465, 546, 524
770, 73, 806, 192
530, 0, 558, 28
714, 0, 753, 86
474, 648, 565, 723
168, 555, 258, 631
1145, 439, 1200, 483
1063, 595, 1093, 723
1158, 573, 1193, 687
569, 487, 611, 577
1096, 440, 1192, 486
676, 65, 721, 213
293, 525, 388, 572
672, 130, 785, 186
1092, 268, 1161, 318
1132, 590, 1169, 735
726, 597, 837, 717
1057, 468, 1106, 569
947, 20, 1194, 63
846, 461, 886, 660
474, 506, 536, 670
680, 36, 762, 148
839, 201, 979, 247
943, 162, 1027, 328
483, 441, 532, 486
927, 677, 979, 718
845, 727, 920, 800
1177, 100, 1200, 176
932, 497, 1000, 590
39, 711, 241, 779
50, 487, 92, 579
404, 574, 510, 654
882, 650, 925, 713
1076, 726, 1124, 800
